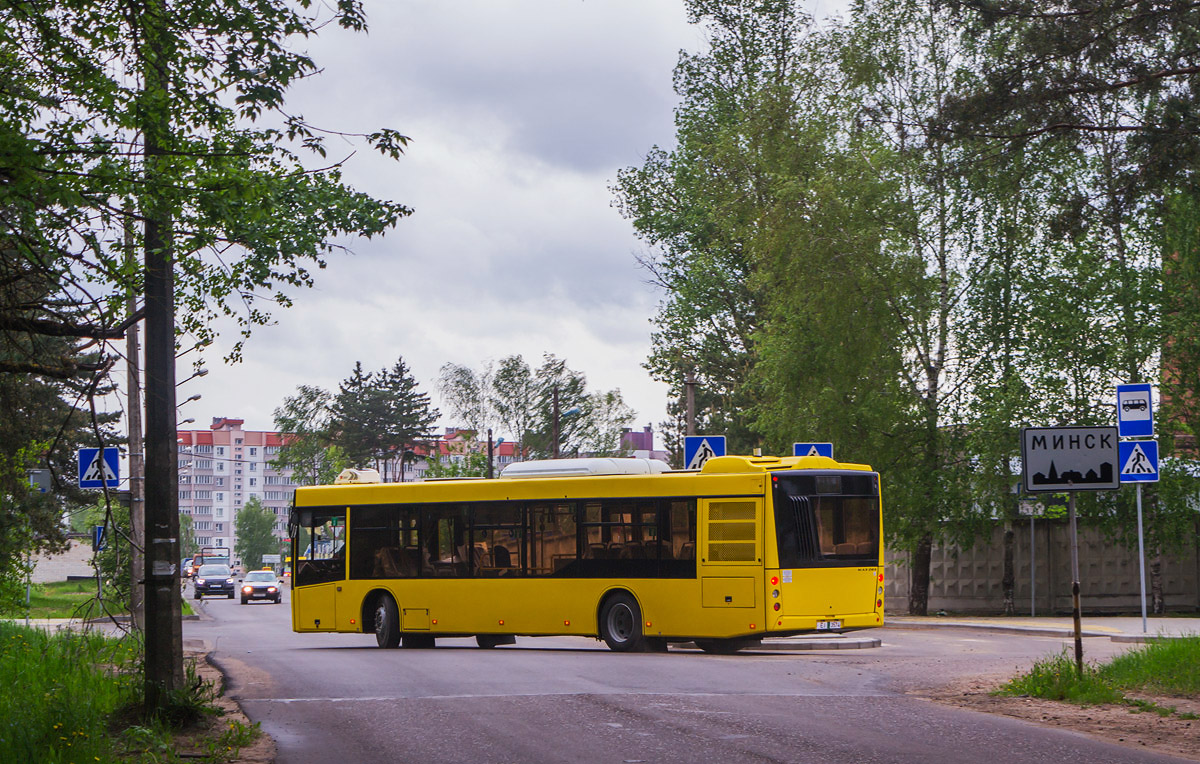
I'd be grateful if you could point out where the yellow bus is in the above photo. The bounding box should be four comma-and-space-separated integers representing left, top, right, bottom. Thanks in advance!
288, 453, 884, 652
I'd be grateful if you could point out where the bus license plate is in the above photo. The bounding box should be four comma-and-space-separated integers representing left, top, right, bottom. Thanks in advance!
816, 620, 842, 630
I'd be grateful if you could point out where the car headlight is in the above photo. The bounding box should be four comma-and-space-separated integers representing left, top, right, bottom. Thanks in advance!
225, 578, 234, 584
196, 578, 206, 585
242, 586, 253, 593
267, 587, 277, 593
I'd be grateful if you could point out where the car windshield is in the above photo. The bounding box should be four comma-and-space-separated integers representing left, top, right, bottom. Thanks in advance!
244, 571, 276, 582
198, 565, 230, 576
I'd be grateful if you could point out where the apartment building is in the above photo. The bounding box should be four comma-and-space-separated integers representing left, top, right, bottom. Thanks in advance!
176, 417, 296, 554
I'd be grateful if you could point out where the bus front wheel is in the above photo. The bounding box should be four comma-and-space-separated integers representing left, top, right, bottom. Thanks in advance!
600, 592, 645, 652
374, 594, 401, 648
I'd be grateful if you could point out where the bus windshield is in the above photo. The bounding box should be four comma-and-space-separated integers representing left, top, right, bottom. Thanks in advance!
773, 472, 879, 568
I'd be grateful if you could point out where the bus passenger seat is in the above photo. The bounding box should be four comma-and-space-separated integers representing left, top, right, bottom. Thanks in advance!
402, 547, 421, 577
856, 541, 877, 555
834, 542, 856, 555
587, 543, 606, 559
374, 547, 403, 578
492, 545, 512, 569
679, 542, 695, 560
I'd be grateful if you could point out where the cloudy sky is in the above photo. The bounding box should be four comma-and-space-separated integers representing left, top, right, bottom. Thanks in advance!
176, 1, 843, 444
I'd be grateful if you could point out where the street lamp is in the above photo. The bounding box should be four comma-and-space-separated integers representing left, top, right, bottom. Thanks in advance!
180, 393, 201, 405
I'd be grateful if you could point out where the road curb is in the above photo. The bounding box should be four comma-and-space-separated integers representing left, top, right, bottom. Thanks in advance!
677, 636, 882, 652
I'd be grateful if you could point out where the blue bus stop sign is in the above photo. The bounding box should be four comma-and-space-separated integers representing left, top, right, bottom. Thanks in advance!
1116, 383, 1154, 438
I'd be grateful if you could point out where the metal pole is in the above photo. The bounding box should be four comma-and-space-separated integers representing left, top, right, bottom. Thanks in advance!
552, 386, 560, 459
487, 429, 494, 480
1030, 515, 1035, 618
126, 217, 145, 630
1136, 483, 1147, 633
1068, 491, 1083, 675
685, 370, 696, 437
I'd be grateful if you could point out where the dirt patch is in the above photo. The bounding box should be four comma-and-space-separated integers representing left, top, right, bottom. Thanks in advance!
925, 675, 1200, 762
173, 652, 275, 763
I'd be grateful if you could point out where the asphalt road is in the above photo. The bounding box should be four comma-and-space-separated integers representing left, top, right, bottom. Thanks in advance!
185, 586, 1190, 764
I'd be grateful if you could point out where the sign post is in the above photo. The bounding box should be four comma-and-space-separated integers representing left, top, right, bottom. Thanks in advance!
1117, 382, 1157, 634
1021, 426, 1118, 675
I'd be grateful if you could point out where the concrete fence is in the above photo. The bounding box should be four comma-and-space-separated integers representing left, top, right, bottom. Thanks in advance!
884, 520, 1200, 615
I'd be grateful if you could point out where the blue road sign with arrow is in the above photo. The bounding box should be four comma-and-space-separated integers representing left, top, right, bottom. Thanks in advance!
793, 442, 833, 459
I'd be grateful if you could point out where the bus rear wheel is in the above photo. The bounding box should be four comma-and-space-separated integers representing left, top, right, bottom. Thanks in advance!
374, 594, 401, 648
600, 592, 645, 652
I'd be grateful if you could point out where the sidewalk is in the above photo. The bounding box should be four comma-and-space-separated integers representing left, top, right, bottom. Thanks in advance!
884, 614, 1200, 642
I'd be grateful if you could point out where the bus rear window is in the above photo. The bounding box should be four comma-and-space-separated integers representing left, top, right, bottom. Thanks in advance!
773, 473, 879, 568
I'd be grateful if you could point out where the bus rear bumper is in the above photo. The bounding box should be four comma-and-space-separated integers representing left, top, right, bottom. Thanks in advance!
766, 612, 883, 634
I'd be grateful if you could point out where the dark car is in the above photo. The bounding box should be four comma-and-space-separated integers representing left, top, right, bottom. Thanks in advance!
193, 564, 235, 599
240, 570, 283, 604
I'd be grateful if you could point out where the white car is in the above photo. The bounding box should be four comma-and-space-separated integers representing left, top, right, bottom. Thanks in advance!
240, 570, 283, 604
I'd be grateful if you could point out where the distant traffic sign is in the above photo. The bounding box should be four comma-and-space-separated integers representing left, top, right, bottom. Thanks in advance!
78, 447, 120, 489
1021, 426, 1119, 492
1117, 383, 1154, 438
1118, 439, 1159, 483
793, 442, 833, 459
684, 435, 725, 470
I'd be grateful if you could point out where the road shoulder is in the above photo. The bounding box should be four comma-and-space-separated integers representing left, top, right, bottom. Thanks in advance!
923, 674, 1200, 762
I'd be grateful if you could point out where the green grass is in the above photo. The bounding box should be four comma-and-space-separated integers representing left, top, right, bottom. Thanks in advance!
0, 621, 254, 763
997, 635, 1200, 715
3, 579, 194, 619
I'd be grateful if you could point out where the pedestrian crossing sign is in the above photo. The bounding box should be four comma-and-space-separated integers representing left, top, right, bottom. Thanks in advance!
684, 435, 725, 470
78, 447, 120, 488
1118, 440, 1158, 483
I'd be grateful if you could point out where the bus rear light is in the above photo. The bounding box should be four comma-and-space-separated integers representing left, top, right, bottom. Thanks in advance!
773, 603, 780, 611
771, 589, 779, 599
877, 599, 883, 608
564, 620, 570, 626
878, 572, 884, 582
350, 618, 356, 625
749, 623, 756, 630
432, 619, 438, 625
645, 621, 652, 628
770, 575, 779, 586
498, 619, 505, 626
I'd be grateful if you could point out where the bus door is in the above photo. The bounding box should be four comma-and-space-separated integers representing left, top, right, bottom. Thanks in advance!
290, 507, 347, 631
770, 472, 880, 623
697, 498, 763, 629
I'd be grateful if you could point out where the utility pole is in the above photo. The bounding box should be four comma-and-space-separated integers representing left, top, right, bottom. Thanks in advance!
685, 370, 696, 436
126, 221, 145, 630
141, 0, 184, 707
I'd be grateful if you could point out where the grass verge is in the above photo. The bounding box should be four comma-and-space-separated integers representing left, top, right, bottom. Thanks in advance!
0, 621, 259, 763
996, 635, 1200, 719
3, 579, 194, 619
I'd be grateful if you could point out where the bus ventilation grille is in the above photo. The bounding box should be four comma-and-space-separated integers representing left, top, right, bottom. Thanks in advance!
707, 501, 757, 562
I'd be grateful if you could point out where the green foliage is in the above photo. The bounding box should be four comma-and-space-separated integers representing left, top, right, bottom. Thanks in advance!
330, 358, 439, 472
234, 497, 278, 571
0, 622, 140, 762
996, 650, 1125, 705
1099, 636, 1200, 697
440, 354, 637, 460
1, 0, 411, 364
998, 637, 1200, 708
272, 385, 348, 486
424, 450, 490, 479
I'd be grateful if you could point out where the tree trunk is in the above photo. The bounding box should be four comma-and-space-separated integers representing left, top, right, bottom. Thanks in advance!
1150, 554, 1165, 615
909, 533, 933, 615
1001, 522, 1015, 615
